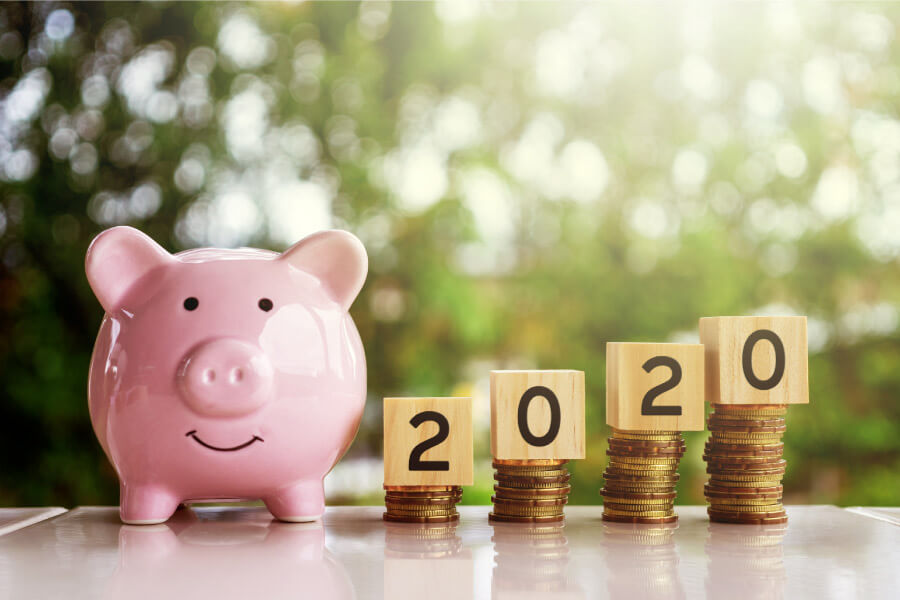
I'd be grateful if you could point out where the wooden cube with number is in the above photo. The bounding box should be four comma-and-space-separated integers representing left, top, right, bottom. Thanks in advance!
383, 397, 473, 486
700, 316, 809, 405
606, 343, 705, 431
490, 370, 585, 460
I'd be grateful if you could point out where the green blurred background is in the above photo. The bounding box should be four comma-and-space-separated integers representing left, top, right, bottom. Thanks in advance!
1, 1, 898, 508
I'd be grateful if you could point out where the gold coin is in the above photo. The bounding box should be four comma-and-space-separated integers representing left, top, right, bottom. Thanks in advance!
706, 415, 787, 427
710, 435, 784, 442
383, 513, 460, 524
609, 457, 680, 466
494, 461, 568, 471
495, 479, 572, 489
384, 504, 459, 513
707, 470, 784, 478
601, 490, 677, 500
494, 468, 569, 479
708, 434, 786, 442
603, 500, 675, 510
712, 404, 786, 412
612, 431, 681, 441
603, 474, 679, 483
713, 402, 787, 409
385, 501, 459, 510
384, 485, 462, 492
602, 508, 675, 518
492, 458, 567, 467
707, 479, 782, 488
710, 430, 784, 438
489, 513, 565, 524
386, 509, 459, 518
707, 499, 783, 509
494, 485, 571, 497
607, 465, 680, 474
385, 496, 461, 504
601, 484, 676, 493
609, 455, 679, 465
706, 496, 782, 506
711, 424, 787, 432
709, 410, 787, 420
493, 504, 565, 517
385, 502, 458, 511
707, 505, 784, 515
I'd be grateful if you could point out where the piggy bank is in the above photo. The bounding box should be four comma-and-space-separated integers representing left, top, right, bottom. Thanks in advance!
85, 226, 368, 524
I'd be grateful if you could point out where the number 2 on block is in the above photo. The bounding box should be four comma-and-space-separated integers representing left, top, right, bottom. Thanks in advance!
408, 411, 450, 471
640, 356, 683, 416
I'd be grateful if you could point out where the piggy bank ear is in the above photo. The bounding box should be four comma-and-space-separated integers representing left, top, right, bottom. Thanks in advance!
85, 226, 174, 313
280, 230, 368, 311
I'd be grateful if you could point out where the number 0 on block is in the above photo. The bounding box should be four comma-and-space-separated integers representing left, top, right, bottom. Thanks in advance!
606, 343, 705, 431
490, 370, 585, 460
699, 316, 809, 405
383, 397, 474, 486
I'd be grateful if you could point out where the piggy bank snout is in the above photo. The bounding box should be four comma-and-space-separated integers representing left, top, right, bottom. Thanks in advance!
178, 339, 274, 417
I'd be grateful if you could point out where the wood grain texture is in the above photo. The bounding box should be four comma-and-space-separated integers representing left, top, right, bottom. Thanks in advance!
490, 370, 585, 460
606, 342, 705, 431
383, 397, 473, 486
700, 316, 809, 405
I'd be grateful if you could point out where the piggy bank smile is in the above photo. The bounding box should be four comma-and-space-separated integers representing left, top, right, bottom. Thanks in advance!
185, 430, 264, 452
85, 226, 368, 525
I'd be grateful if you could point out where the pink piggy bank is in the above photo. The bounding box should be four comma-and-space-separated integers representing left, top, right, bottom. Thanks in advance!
85, 226, 368, 524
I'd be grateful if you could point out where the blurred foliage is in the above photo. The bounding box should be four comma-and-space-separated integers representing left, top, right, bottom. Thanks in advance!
1, 1, 899, 508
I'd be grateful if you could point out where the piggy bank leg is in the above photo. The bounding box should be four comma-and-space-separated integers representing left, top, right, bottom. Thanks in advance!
120, 483, 179, 525
264, 481, 325, 522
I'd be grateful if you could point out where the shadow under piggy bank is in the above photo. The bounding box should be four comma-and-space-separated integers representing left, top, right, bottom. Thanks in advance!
106, 511, 355, 600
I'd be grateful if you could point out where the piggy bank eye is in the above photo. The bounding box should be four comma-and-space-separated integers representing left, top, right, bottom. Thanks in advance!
183, 297, 199, 311
258, 298, 273, 312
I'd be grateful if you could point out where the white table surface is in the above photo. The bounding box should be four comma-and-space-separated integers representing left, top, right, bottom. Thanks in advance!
0, 505, 897, 599
0, 507, 66, 537
847, 506, 900, 526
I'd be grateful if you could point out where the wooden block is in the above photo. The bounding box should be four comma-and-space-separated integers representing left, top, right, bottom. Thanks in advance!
699, 316, 809, 405
490, 370, 585, 460
606, 343, 705, 431
383, 397, 473, 486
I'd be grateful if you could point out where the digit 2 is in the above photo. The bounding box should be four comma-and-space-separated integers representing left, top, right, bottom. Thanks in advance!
640, 356, 683, 416
517, 385, 561, 447
408, 411, 450, 471
742, 329, 785, 390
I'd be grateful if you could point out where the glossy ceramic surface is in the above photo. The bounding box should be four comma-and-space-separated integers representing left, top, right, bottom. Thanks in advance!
0, 506, 896, 599
0, 507, 66, 536
847, 507, 900, 526
85, 227, 368, 524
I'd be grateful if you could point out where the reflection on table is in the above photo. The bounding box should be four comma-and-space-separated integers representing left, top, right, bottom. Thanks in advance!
491, 520, 584, 599
706, 522, 787, 600
600, 520, 686, 600
109, 510, 355, 600
0, 506, 896, 599
383, 520, 473, 599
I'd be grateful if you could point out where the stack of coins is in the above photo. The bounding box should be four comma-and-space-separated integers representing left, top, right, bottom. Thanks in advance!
383, 485, 462, 523
601, 429, 684, 523
704, 404, 788, 525
489, 459, 570, 523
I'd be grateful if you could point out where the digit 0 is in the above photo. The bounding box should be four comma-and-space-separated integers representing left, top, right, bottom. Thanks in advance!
517, 385, 561, 447
742, 329, 785, 390
408, 411, 450, 471
640, 356, 683, 416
